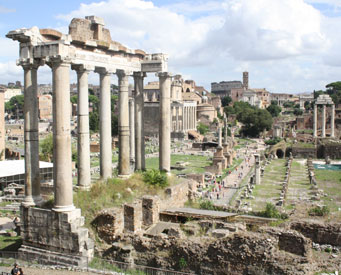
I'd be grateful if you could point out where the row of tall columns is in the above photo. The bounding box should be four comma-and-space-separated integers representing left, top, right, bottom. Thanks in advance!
313, 103, 335, 138
182, 106, 196, 131
22, 62, 172, 210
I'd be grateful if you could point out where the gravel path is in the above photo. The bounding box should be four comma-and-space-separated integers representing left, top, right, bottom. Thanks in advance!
0, 266, 102, 275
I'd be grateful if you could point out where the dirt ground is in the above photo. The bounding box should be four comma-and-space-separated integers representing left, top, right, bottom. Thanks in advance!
0, 266, 103, 275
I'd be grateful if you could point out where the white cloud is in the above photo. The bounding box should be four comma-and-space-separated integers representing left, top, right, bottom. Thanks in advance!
2, 0, 341, 93
0, 6, 15, 14
57, 0, 222, 66
199, 0, 327, 62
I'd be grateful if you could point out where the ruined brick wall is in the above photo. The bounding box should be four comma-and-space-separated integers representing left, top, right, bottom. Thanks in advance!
291, 221, 341, 246
292, 146, 316, 158
321, 144, 341, 159
91, 208, 123, 242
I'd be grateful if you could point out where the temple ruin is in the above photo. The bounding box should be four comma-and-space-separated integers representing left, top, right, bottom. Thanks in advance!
313, 94, 335, 138
6, 15, 171, 265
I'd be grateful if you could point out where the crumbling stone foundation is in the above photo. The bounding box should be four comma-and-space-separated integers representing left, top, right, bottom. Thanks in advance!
19, 206, 94, 267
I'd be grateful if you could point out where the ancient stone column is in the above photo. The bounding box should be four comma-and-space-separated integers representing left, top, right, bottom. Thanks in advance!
22, 63, 42, 207
176, 106, 179, 132
159, 72, 171, 173
129, 97, 135, 167
50, 60, 74, 212
117, 70, 130, 177
218, 127, 222, 147
331, 104, 335, 138
0, 88, 4, 161
74, 66, 91, 189
133, 72, 145, 171
98, 69, 112, 180
313, 103, 317, 137
224, 118, 228, 144
194, 106, 197, 130
322, 104, 326, 138
254, 154, 261, 185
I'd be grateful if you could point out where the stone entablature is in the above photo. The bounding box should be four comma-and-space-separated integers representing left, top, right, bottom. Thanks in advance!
7, 17, 167, 74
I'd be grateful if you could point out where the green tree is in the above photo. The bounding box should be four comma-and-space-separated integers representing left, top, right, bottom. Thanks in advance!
40, 134, 53, 161
304, 101, 312, 110
221, 96, 232, 107
283, 101, 295, 108
326, 81, 341, 105
293, 108, 303, 116
266, 103, 282, 117
89, 112, 99, 132
239, 108, 273, 137
197, 122, 209, 135
5, 95, 24, 118
70, 95, 78, 104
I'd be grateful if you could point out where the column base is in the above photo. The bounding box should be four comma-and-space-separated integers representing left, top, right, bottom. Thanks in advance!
22, 196, 35, 207
75, 185, 91, 191
118, 174, 131, 179
52, 204, 76, 212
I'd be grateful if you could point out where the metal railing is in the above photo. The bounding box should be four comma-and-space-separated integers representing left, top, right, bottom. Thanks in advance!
0, 251, 194, 275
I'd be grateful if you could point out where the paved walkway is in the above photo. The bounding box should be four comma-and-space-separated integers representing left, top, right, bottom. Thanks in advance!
208, 139, 264, 207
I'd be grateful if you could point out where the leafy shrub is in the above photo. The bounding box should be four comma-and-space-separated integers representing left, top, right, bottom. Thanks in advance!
197, 122, 209, 135
265, 137, 282, 145
258, 203, 288, 219
142, 169, 168, 187
308, 205, 330, 217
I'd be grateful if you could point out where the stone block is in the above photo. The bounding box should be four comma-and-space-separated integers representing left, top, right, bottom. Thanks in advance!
142, 196, 160, 227
124, 202, 142, 233
211, 229, 229, 238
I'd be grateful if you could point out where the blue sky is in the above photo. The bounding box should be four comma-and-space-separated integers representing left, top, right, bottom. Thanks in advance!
1, 0, 341, 93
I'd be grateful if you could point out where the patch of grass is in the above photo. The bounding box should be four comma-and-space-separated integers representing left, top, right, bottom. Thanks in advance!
89, 257, 146, 275
74, 174, 166, 231
0, 235, 22, 251
308, 205, 330, 217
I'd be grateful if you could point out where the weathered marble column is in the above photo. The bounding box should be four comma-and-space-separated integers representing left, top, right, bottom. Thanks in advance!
133, 72, 146, 171
22, 63, 42, 206
176, 107, 179, 132
224, 118, 228, 144
194, 106, 197, 130
98, 69, 112, 180
117, 70, 130, 177
73, 65, 91, 189
0, 88, 4, 161
313, 103, 317, 137
159, 72, 171, 173
218, 127, 222, 147
50, 60, 74, 212
331, 104, 335, 138
254, 154, 261, 185
322, 104, 326, 138
129, 97, 135, 166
